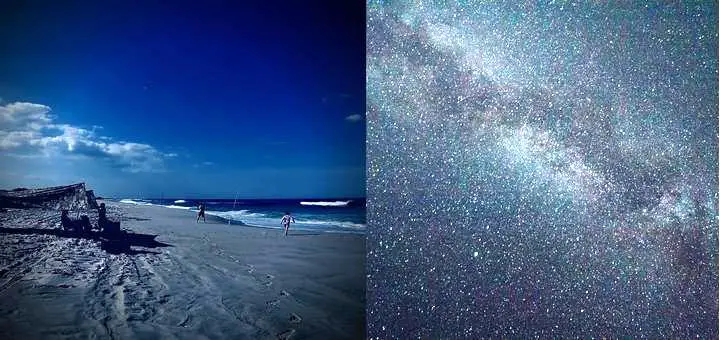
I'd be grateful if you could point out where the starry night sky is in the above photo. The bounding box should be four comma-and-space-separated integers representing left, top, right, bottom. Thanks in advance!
367, 1, 718, 338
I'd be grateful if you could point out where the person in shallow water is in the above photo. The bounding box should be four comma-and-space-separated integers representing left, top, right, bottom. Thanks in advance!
197, 203, 206, 223
281, 212, 295, 236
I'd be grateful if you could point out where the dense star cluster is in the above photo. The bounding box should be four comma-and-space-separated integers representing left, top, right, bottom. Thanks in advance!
366, 2, 718, 338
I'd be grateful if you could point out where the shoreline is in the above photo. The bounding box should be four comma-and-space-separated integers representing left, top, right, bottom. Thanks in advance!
115, 199, 368, 235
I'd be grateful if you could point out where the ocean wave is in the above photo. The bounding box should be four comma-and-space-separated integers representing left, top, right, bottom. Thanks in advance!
205, 209, 267, 219
164, 205, 192, 210
174, 199, 187, 204
295, 219, 367, 230
205, 209, 365, 232
119, 199, 153, 206
300, 200, 351, 207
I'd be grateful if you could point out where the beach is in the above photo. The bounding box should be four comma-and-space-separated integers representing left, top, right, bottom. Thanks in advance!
0, 200, 366, 339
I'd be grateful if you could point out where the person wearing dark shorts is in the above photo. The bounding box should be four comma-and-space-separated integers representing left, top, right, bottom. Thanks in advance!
281, 212, 295, 236
197, 203, 206, 223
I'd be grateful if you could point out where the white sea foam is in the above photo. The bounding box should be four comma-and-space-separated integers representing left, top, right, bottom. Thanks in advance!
174, 199, 187, 204
164, 205, 192, 210
295, 219, 367, 230
119, 199, 153, 206
300, 200, 352, 207
205, 209, 267, 219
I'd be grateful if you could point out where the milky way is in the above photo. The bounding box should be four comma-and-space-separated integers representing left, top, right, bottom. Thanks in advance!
366, 2, 718, 338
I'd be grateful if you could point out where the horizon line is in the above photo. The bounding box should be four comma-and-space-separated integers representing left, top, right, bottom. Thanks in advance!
106, 196, 368, 200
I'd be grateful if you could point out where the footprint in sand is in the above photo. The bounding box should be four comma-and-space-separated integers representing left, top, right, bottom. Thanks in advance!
177, 314, 191, 327
261, 274, 274, 287
288, 313, 302, 324
276, 329, 296, 340
265, 299, 280, 308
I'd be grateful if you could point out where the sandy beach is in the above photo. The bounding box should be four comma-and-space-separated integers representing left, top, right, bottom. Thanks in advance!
0, 200, 365, 339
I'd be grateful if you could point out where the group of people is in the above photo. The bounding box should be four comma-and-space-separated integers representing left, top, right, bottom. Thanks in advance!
60, 210, 92, 234
195, 202, 296, 236
61, 202, 119, 235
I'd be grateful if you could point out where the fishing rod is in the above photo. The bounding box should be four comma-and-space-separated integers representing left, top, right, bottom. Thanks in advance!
229, 191, 239, 225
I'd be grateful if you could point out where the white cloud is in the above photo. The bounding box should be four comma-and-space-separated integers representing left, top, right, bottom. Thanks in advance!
0, 102, 53, 130
0, 102, 52, 150
345, 114, 363, 122
1, 130, 39, 149
0, 102, 171, 173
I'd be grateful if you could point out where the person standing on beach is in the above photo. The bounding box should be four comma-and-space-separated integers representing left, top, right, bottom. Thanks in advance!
197, 203, 206, 223
281, 212, 295, 236
98, 203, 108, 230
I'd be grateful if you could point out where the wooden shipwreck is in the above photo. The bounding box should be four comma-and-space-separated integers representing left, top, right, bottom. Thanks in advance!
0, 183, 99, 210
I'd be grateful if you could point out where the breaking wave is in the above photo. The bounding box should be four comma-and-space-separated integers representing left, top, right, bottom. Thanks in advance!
300, 200, 351, 207
119, 199, 153, 206
164, 205, 192, 210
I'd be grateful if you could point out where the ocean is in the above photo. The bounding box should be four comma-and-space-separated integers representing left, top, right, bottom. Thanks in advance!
117, 198, 366, 234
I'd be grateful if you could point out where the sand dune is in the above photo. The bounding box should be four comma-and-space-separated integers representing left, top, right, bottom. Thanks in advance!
0, 201, 365, 339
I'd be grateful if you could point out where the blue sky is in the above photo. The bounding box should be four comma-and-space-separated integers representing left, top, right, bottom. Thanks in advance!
0, 1, 366, 199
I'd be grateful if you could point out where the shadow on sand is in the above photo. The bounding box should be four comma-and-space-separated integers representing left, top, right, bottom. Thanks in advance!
0, 227, 173, 255
123, 216, 152, 222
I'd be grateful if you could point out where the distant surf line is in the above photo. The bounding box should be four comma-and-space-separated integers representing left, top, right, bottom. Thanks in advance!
300, 200, 351, 207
